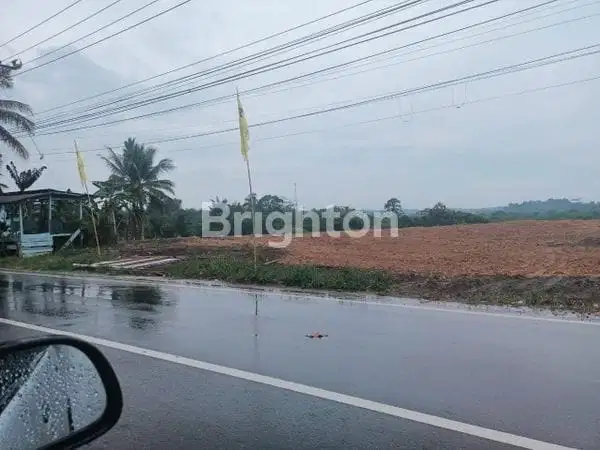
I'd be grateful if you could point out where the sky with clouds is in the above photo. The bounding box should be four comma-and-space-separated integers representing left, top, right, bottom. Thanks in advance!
1, 0, 599, 209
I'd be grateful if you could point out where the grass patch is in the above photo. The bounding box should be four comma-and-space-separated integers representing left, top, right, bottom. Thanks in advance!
1, 249, 598, 314
165, 255, 394, 294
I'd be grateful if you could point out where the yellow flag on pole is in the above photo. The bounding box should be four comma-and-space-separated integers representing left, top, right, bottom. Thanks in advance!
74, 140, 87, 184
236, 90, 250, 161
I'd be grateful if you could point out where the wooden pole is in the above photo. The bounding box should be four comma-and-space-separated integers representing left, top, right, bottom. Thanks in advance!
18, 203, 24, 235
82, 184, 101, 256
48, 194, 52, 234
18, 203, 24, 257
112, 210, 118, 243
79, 201, 83, 248
245, 157, 257, 269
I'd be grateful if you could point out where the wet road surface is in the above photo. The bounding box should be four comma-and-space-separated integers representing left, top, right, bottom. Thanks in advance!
0, 271, 599, 449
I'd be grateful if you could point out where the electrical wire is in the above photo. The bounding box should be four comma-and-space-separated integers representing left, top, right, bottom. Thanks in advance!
30, 136, 45, 160
19, 0, 162, 66
141, 45, 600, 145
0, 0, 85, 49
15, 0, 192, 76
33, 0, 379, 115
34, 0, 565, 132
4, 0, 124, 61
32, 0, 498, 130
36, 0, 584, 135
45, 73, 600, 160
43, 8, 579, 133
35, 0, 429, 119
78, 0, 432, 106
16, 0, 583, 142
35, 44, 600, 144
33, 0, 432, 126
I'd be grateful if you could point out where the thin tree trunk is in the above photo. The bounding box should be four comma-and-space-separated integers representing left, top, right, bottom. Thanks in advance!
139, 203, 145, 241
111, 210, 118, 243
129, 213, 136, 241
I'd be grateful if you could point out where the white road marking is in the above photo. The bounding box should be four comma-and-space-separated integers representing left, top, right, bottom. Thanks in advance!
1, 269, 598, 327
0, 318, 576, 450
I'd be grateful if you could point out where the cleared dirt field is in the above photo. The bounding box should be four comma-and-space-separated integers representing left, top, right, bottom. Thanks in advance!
122, 220, 600, 278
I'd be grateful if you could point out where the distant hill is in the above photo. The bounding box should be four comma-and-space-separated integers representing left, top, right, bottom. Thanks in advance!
461, 198, 600, 220
364, 199, 600, 221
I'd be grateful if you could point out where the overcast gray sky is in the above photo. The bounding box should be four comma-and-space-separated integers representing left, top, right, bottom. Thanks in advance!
2, 0, 599, 209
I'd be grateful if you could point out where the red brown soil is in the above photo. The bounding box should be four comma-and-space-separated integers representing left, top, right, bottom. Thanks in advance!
120, 220, 600, 278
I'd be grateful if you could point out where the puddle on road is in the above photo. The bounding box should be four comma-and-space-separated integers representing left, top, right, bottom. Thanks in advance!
0, 273, 178, 332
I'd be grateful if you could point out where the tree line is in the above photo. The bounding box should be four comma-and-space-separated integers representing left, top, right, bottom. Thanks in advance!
2, 64, 598, 246
111, 194, 490, 240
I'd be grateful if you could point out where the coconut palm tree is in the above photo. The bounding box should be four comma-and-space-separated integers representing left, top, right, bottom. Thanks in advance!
0, 67, 34, 159
100, 138, 175, 240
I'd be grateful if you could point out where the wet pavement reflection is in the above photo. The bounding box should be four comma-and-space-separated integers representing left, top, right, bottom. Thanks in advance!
0, 274, 177, 333
1, 272, 600, 449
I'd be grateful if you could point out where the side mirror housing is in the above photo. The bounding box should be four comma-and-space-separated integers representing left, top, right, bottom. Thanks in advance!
0, 336, 123, 449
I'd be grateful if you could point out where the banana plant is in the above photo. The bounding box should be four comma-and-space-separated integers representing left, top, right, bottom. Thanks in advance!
6, 161, 47, 192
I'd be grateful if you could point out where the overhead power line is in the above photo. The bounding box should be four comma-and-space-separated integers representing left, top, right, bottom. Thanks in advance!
35, 0, 578, 133
0, 0, 85, 49
20, 0, 161, 65
76, 0, 432, 104
34, 0, 427, 117
34, 0, 569, 134
30, 0, 431, 129
145, 45, 600, 144
33, 0, 497, 130
34, 0, 378, 115
37, 0, 583, 133
34, 44, 600, 143
80, 10, 600, 132
5, 0, 124, 61
18, 0, 590, 139
15, 0, 192, 76
45, 74, 600, 160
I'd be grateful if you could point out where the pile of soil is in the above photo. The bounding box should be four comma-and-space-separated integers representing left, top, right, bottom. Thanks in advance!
112, 221, 600, 312
121, 220, 600, 277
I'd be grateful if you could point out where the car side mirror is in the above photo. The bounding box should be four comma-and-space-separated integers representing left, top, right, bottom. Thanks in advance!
0, 336, 123, 450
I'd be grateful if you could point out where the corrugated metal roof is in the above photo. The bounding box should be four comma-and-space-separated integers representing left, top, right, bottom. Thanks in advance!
0, 189, 89, 205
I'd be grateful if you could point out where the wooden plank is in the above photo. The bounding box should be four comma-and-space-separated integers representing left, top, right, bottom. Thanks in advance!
22, 234, 52, 244
21, 233, 53, 257
91, 257, 149, 267
109, 256, 166, 267
23, 248, 53, 257
57, 229, 81, 253
123, 258, 178, 269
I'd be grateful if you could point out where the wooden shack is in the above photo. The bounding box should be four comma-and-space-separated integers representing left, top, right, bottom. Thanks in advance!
0, 189, 88, 257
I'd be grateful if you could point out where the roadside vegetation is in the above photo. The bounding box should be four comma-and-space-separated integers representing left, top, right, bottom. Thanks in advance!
2, 66, 599, 314
165, 255, 394, 293
0, 62, 34, 160
2, 246, 598, 315
0, 249, 113, 272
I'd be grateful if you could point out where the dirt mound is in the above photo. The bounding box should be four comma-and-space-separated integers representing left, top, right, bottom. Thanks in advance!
116, 220, 600, 277
118, 236, 283, 260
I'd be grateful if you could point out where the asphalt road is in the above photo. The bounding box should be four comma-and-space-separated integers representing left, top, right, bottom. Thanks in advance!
0, 271, 599, 449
